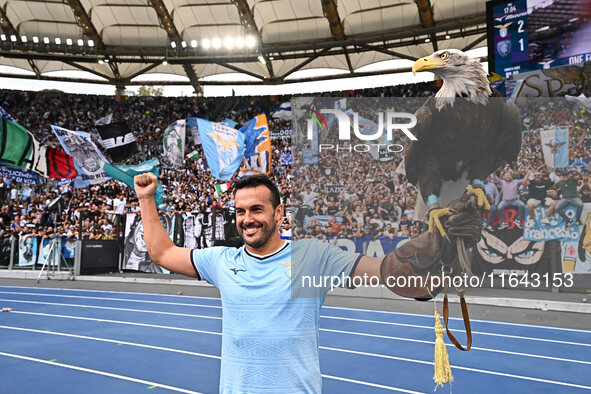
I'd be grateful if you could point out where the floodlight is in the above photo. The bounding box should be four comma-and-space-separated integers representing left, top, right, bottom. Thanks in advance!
224, 37, 234, 49
245, 35, 256, 48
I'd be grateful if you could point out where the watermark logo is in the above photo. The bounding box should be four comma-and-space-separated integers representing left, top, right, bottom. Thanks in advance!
306, 110, 328, 135
305, 108, 417, 153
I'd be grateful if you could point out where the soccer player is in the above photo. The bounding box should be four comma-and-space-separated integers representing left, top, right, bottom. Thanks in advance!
134, 173, 479, 393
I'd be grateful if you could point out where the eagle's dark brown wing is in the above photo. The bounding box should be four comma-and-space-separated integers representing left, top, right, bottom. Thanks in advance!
492, 100, 522, 169
405, 97, 434, 186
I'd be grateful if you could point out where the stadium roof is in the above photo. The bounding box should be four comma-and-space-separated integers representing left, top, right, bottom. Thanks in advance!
0, 0, 487, 94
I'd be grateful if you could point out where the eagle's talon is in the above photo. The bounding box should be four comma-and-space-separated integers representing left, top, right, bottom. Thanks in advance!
428, 207, 453, 239
465, 185, 490, 211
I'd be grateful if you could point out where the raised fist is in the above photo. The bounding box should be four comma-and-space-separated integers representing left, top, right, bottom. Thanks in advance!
134, 173, 158, 200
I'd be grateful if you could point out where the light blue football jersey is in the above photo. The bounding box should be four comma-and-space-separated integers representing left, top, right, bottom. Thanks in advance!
191, 239, 360, 394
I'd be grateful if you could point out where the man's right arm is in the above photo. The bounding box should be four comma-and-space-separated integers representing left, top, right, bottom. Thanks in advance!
135, 173, 197, 278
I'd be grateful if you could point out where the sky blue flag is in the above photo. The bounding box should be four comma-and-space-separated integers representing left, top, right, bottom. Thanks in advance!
222, 118, 238, 128
272, 102, 292, 120
197, 118, 245, 181
102, 158, 164, 207
541, 127, 569, 169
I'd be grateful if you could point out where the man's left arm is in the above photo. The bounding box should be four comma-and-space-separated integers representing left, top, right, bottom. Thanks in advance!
352, 256, 384, 284
349, 192, 483, 298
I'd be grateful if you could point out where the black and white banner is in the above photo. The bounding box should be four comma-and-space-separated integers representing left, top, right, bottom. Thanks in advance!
97, 122, 138, 162
124, 212, 173, 273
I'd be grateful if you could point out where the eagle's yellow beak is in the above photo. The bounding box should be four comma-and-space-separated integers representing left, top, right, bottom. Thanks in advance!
412, 55, 446, 75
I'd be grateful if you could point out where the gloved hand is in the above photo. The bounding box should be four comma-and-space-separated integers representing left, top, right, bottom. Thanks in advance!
380, 192, 482, 300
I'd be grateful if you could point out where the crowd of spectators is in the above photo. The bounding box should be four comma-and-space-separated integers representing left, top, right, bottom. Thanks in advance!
481, 99, 591, 229
1, 83, 591, 267
290, 98, 424, 241
0, 83, 438, 250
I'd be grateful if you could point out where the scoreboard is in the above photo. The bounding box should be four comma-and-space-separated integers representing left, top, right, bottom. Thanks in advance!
487, 0, 591, 78
487, 0, 529, 78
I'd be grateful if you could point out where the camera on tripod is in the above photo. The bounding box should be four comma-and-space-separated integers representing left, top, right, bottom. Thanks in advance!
47, 195, 64, 221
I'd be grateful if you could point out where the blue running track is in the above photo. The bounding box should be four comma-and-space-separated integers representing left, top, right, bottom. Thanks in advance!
0, 286, 589, 393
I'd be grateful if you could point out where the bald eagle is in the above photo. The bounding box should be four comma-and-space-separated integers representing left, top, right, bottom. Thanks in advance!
406, 49, 522, 233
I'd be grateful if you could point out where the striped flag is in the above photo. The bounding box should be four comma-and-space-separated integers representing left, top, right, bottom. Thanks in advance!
215, 182, 232, 195
0, 108, 76, 179
272, 102, 292, 120
186, 150, 200, 161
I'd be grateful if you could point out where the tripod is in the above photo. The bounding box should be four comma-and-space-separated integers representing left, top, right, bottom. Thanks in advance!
36, 237, 73, 283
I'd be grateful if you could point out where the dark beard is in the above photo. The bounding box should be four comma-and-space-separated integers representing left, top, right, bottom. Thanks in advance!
239, 218, 277, 249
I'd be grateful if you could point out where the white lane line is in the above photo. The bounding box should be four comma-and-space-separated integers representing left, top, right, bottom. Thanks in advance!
0, 325, 221, 360
0, 285, 218, 301
321, 347, 591, 390
3, 296, 587, 349
321, 328, 591, 365
320, 315, 591, 347
0, 298, 222, 320
9, 311, 222, 336
1, 323, 587, 391
2, 287, 589, 334
0, 291, 222, 309
0, 351, 202, 393
321, 375, 424, 393
323, 305, 591, 334
4, 298, 589, 348
6, 310, 591, 367
0, 325, 419, 393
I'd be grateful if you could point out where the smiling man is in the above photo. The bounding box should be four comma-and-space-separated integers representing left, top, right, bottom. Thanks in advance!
134, 173, 480, 393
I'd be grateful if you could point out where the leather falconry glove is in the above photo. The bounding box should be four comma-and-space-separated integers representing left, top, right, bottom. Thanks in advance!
380, 192, 482, 300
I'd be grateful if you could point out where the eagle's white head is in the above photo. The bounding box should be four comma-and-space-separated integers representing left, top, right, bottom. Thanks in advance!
412, 49, 491, 110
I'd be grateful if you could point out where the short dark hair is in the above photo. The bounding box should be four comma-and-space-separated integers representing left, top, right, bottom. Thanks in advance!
235, 175, 281, 208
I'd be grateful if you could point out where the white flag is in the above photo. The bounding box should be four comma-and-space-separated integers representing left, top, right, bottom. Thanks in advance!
95, 113, 113, 126
161, 119, 186, 169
